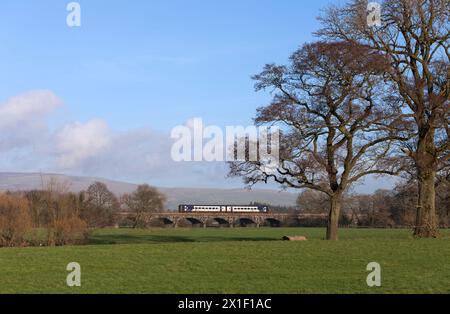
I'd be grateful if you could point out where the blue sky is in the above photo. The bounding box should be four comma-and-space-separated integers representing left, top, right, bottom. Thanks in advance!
1, 0, 332, 129
0, 0, 393, 192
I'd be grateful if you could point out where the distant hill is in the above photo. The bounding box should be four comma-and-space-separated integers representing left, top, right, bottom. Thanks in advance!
0, 172, 298, 210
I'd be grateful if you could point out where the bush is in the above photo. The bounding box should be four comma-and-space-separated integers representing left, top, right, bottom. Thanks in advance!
0, 194, 33, 247
0, 181, 91, 247
47, 215, 89, 246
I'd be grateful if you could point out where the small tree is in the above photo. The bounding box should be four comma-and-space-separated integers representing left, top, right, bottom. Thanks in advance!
122, 184, 166, 228
39, 177, 88, 246
82, 182, 119, 228
26, 190, 48, 227
229, 41, 406, 240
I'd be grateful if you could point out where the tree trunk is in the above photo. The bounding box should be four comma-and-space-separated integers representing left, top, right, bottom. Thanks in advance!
326, 194, 342, 241
414, 129, 439, 238
414, 169, 439, 238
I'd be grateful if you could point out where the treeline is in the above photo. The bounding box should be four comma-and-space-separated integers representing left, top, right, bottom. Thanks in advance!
249, 202, 297, 213
0, 178, 166, 247
297, 179, 450, 228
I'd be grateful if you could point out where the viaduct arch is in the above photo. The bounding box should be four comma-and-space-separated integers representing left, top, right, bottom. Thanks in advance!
116, 212, 354, 228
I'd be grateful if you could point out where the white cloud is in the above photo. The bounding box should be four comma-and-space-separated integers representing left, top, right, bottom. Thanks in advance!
0, 90, 234, 188
0, 90, 62, 129
55, 119, 111, 168
0, 90, 62, 162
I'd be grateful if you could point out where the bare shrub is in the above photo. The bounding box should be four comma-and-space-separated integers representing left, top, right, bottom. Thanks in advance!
0, 193, 33, 247
39, 177, 89, 246
50, 215, 88, 246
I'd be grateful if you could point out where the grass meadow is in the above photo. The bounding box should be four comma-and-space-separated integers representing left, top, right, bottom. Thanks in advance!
0, 227, 449, 293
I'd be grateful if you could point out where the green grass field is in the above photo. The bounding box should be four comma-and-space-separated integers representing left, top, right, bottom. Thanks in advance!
0, 227, 449, 294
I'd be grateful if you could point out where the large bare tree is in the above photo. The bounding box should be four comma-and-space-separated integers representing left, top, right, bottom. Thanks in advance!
317, 0, 449, 237
229, 41, 406, 240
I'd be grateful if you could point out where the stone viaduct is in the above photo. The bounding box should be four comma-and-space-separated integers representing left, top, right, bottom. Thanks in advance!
116, 212, 351, 228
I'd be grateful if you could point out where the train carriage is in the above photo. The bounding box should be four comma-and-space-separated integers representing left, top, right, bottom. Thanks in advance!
178, 204, 269, 213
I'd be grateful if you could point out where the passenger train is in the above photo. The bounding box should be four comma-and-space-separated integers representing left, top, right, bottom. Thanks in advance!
178, 204, 269, 213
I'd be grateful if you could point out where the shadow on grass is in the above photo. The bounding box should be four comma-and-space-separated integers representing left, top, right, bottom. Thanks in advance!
88, 233, 278, 245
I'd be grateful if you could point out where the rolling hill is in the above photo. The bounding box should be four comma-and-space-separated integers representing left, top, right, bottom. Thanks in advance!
0, 172, 298, 210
